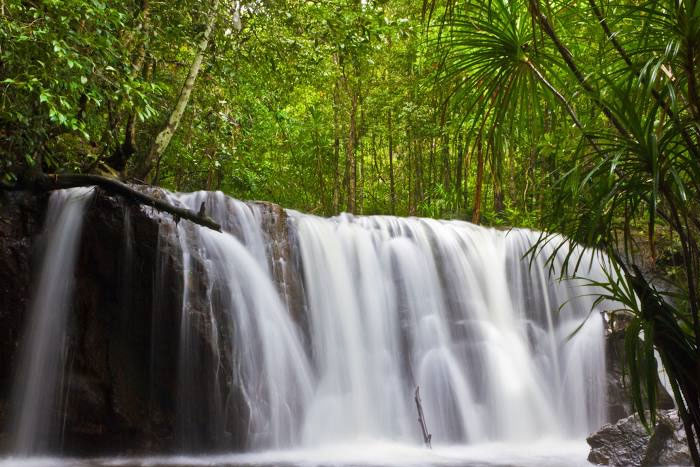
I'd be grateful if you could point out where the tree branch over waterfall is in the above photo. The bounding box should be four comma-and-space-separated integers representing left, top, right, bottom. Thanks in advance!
3, 173, 221, 231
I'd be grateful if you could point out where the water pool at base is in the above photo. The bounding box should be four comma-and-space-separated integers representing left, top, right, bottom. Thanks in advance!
0, 440, 590, 467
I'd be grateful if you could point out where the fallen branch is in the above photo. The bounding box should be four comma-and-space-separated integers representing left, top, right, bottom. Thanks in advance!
6, 173, 221, 232
415, 386, 432, 449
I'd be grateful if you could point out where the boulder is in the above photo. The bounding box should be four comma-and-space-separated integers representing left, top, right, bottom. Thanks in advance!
587, 409, 691, 466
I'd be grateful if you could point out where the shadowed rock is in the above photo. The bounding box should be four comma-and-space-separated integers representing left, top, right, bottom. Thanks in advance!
587, 409, 691, 466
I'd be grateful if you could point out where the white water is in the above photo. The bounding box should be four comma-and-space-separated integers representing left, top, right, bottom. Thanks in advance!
8, 188, 94, 454
0, 440, 592, 466
291, 214, 607, 445
166, 192, 609, 452
169, 192, 314, 449
5, 188, 612, 465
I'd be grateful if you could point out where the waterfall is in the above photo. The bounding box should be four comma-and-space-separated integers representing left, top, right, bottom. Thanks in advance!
159, 191, 609, 450
7, 188, 611, 458
291, 214, 607, 445
8, 188, 94, 455
165, 192, 314, 450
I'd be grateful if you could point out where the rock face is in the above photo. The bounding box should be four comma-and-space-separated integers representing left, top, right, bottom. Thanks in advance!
0, 191, 47, 450
0, 189, 187, 454
643, 410, 692, 466
587, 410, 691, 466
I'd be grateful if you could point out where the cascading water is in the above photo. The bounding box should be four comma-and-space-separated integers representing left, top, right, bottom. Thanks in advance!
157, 191, 609, 451
4, 187, 612, 465
291, 214, 607, 445
164, 192, 314, 450
7, 188, 94, 455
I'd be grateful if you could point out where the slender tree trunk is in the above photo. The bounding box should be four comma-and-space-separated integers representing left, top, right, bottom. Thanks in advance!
346, 89, 358, 214
463, 139, 472, 216
416, 138, 423, 210
528, 0, 627, 136
358, 95, 365, 214
332, 81, 341, 214
136, 0, 220, 180
388, 110, 396, 215
586, 0, 699, 155
313, 123, 325, 213
107, 0, 150, 171
455, 133, 464, 213
472, 136, 484, 224
429, 137, 435, 199
440, 99, 451, 190
358, 135, 364, 214
407, 130, 414, 215
492, 132, 504, 215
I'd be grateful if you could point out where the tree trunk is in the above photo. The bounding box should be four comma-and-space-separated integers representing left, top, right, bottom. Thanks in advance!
388, 110, 396, 215
332, 81, 341, 214
314, 122, 326, 214
440, 99, 451, 191
416, 138, 424, 212
455, 133, 464, 213
407, 130, 414, 215
493, 133, 504, 215
346, 88, 358, 214
106, 0, 150, 172
463, 140, 472, 216
358, 94, 365, 214
135, 0, 220, 180
472, 136, 484, 224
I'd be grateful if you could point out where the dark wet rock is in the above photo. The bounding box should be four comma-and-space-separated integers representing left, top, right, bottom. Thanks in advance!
64, 189, 182, 454
0, 191, 46, 390
587, 412, 651, 465
0, 191, 47, 451
253, 201, 308, 327
605, 330, 633, 423
587, 409, 691, 466
0, 188, 184, 455
642, 410, 691, 466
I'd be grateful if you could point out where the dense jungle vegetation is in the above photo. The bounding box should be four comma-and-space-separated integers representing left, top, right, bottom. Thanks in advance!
1, 0, 700, 464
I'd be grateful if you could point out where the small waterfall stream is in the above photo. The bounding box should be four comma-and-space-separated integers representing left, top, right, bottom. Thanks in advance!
8, 188, 94, 454
5, 188, 612, 464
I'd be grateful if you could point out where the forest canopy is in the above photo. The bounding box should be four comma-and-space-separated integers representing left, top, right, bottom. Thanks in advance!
2, 0, 579, 224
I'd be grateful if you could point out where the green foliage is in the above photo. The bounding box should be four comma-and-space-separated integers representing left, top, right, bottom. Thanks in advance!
0, 0, 152, 179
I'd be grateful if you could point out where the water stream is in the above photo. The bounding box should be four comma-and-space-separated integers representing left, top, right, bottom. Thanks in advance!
8, 188, 94, 455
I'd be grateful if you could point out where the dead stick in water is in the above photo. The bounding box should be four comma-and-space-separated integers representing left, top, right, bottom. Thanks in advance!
414, 386, 432, 449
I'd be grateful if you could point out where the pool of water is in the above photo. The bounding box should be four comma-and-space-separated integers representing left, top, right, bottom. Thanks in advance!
0, 440, 590, 467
